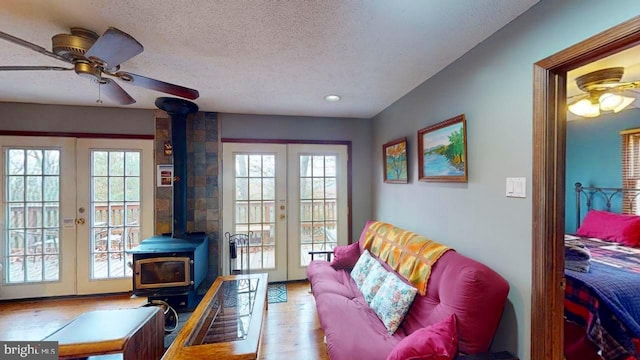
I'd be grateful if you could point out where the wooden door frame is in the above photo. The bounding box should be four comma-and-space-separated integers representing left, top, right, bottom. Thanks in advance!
532, 16, 640, 359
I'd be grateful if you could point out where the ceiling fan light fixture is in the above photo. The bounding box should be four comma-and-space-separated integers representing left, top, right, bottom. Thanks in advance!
598, 92, 624, 111
568, 98, 600, 118
613, 95, 635, 113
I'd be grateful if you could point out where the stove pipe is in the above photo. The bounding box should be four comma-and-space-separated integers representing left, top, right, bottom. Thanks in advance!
155, 97, 199, 238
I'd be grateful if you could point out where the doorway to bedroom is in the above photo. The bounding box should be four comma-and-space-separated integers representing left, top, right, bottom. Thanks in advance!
532, 16, 640, 360
562, 44, 640, 360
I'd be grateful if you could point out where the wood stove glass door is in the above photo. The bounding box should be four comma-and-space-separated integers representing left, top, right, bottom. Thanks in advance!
75, 139, 154, 294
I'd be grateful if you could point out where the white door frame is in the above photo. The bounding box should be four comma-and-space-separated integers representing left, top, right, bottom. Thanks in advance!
222, 143, 288, 281
0, 136, 77, 299
287, 144, 349, 280
222, 141, 351, 282
0, 136, 154, 300
76, 139, 154, 294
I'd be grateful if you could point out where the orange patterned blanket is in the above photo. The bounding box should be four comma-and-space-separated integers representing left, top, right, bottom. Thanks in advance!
362, 221, 452, 295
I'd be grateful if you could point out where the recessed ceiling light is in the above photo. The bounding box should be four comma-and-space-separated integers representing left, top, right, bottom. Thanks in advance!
324, 94, 341, 102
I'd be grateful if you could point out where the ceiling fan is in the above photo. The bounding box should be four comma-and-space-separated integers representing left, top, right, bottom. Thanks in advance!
568, 67, 639, 118
0, 27, 199, 105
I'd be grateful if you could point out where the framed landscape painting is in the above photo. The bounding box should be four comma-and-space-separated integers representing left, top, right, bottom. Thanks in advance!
418, 114, 467, 182
383, 137, 408, 183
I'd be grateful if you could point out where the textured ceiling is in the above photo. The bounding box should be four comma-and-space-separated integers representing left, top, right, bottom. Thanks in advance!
0, 0, 538, 119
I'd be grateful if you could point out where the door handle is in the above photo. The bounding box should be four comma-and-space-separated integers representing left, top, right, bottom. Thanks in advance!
279, 214, 286, 220
76, 218, 86, 225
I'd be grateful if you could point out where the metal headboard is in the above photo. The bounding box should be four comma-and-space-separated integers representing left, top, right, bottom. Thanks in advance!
575, 182, 640, 228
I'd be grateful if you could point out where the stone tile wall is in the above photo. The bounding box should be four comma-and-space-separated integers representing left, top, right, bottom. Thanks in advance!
154, 110, 220, 278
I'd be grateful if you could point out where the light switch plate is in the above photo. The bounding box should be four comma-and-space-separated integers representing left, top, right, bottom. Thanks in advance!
506, 177, 526, 198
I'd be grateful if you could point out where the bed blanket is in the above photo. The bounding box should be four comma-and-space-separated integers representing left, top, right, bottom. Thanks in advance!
565, 236, 640, 359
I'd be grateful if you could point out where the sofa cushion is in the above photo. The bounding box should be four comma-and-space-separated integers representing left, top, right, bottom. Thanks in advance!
386, 314, 458, 360
315, 292, 401, 360
398, 251, 509, 354
360, 260, 390, 304
307, 260, 361, 299
331, 242, 361, 270
370, 272, 418, 335
350, 250, 376, 288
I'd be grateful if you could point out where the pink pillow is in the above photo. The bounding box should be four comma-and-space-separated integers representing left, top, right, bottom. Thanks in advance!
386, 314, 458, 360
330, 242, 361, 270
576, 210, 640, 247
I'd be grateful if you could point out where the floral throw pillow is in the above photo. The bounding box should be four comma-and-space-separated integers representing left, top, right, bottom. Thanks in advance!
370, 273, 418, 335
350, 250, 376, 288
359, 260, 390, 304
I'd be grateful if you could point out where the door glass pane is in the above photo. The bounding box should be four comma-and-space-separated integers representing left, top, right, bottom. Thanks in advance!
232, 153, 276, 272
44, 150, 60, 175
93, 152, 108, 176
8, 150, 25, 175
263, 156, 275, 176
235, 155, 248, 176
299, 154, 338, 266
300, 178, 312, 199
125, 178, 140, 201
109, 177, 124, 201
26, 150, 42, 175
90, 150, 141, 279
7, 176, 24, 202
4, 148, 60, 284
25, 176, 42, 201
125, 152, 140, 176
109, 152, 124, 176
43, 176, 59, 201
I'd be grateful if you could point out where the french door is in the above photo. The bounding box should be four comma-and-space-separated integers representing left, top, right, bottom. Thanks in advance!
222, 142, 348, 282
75, 139, 154, 294
0, 136, 153, 300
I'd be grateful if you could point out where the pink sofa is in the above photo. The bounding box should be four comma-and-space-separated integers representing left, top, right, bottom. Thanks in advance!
306, 221, 510, 360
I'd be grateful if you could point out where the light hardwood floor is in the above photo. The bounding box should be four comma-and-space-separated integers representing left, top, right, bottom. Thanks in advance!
0, 281, 329, 360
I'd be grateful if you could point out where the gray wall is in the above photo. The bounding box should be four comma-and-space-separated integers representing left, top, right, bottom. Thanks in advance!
371, 0, 640, 358
220, 113, 373, 241
0, 102, 154, 134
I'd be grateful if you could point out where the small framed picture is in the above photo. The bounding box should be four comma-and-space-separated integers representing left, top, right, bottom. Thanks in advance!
418, 114, 468, 182
157, 164, 174, 187
382, 137, 408, 184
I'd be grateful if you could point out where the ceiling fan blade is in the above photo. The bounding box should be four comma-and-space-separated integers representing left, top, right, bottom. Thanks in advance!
0, 66, 72, 71
567, 93, 588, 103
0, 31, 71, 63
85, 27, 143, 69
115, 71, 200, 100
99, 78, 136, 105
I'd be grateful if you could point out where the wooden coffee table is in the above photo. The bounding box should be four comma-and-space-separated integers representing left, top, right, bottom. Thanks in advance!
43, 307, 164, 360
162, 273, 268, 360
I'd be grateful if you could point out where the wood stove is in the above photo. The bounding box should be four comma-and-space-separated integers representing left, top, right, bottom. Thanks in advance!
127, 97, 209, 309
128, 233, 208, 308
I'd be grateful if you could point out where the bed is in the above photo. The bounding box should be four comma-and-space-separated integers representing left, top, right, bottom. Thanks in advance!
565, 183, 640, 360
